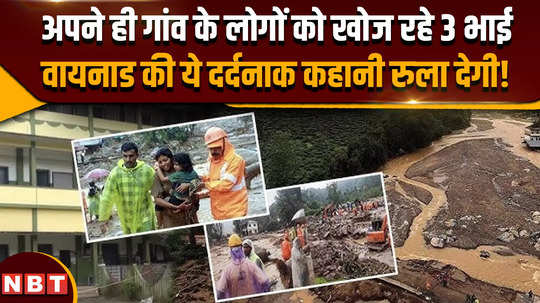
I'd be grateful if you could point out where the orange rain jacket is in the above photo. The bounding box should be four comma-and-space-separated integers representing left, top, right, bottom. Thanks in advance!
296, 225, 305, 247
281, 238, 291, 261
203, 138, 248, 220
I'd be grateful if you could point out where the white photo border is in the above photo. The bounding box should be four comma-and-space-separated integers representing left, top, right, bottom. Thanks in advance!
205, 171, 399, 303
72, 112, 270, 244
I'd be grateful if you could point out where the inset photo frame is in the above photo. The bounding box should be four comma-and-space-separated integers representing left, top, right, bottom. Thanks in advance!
204, 172, 398, 302
72, 113, 269, 243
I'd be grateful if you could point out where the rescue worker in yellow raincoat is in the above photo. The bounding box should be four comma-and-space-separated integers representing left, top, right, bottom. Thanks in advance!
201, 127, 249, 220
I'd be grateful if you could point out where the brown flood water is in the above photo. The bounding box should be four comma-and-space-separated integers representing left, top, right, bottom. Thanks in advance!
382, 117, 540, 293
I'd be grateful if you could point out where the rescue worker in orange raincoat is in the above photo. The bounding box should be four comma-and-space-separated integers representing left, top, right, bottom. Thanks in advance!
201, 127, 248, 220
296, 223, 305, 248
281, 230, 291, 261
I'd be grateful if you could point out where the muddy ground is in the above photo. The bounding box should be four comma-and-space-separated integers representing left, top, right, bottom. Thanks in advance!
238, 258, 538, 303
406, 138, 540, 256
397, 181, 432, 205
469, 119, 494, 132
173, 259, 214, 303
392, 259, 532, 303
309, 209, 396, 281
385, 179, 423, 247
173, 257, 538, 303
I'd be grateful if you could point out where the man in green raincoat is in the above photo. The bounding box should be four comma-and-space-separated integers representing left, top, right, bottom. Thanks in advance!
99, 142, 156, 235
242, 239, 265, 272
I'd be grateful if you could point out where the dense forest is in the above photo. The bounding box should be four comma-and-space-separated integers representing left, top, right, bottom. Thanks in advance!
252, 109, 471, 188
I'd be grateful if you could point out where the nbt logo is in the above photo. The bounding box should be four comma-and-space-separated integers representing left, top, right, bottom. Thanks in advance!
2, 273, 68, 295
0, 252, 76, 302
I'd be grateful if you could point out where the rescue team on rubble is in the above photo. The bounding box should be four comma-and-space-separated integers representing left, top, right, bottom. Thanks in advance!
322, 199, 380, 220
95, 127, 250, 235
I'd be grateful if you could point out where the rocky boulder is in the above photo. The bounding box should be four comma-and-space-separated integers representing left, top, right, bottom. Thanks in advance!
497, 232, 515, 243
430, 237, 445, 248
444, 219, 457, 228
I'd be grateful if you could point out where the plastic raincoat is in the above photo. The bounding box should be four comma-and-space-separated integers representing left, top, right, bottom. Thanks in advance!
291, 238, 310, 288
203, 138, 248, 220
88, 194, 100, 217
296, 225, 305, 247
216, 246, 270, 299
99, 159, 156, 234
242, 239, 265, 272
281, 241, 291, 261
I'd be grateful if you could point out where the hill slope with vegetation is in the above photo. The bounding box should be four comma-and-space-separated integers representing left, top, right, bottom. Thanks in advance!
252, 109, 471, 188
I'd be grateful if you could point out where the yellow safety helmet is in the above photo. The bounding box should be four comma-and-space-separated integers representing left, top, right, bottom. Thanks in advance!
228, 233, 242, 247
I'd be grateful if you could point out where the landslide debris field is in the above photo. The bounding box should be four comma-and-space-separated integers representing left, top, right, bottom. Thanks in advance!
309, 204, 396, 281
391, 260, 527, 303
239, 115, 540, 303
241, 260, 535, 303
385, 179, 423, 247
469, 119, 494, 132
381, 115, 540, 301
406, 138, 540, 256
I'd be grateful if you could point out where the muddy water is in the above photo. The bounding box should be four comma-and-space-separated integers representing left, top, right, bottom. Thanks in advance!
383, 117, 540, 293
486, 119, 540, 168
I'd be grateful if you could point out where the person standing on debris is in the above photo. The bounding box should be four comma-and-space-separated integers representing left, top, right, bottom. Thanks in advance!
99, 142, 156, 235
291, 237, 310, 287
87, 181, 101, 221
242, 239, 265, 272
289, 226, 296, 241
192, 127, 248, 220
216, 234, 270, 299
296, 223, 305, 248
281, 230, 291, 261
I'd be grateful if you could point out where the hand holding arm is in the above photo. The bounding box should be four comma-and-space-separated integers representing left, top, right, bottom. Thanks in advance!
154, 163, 168, 182
176, 183, 190, 193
